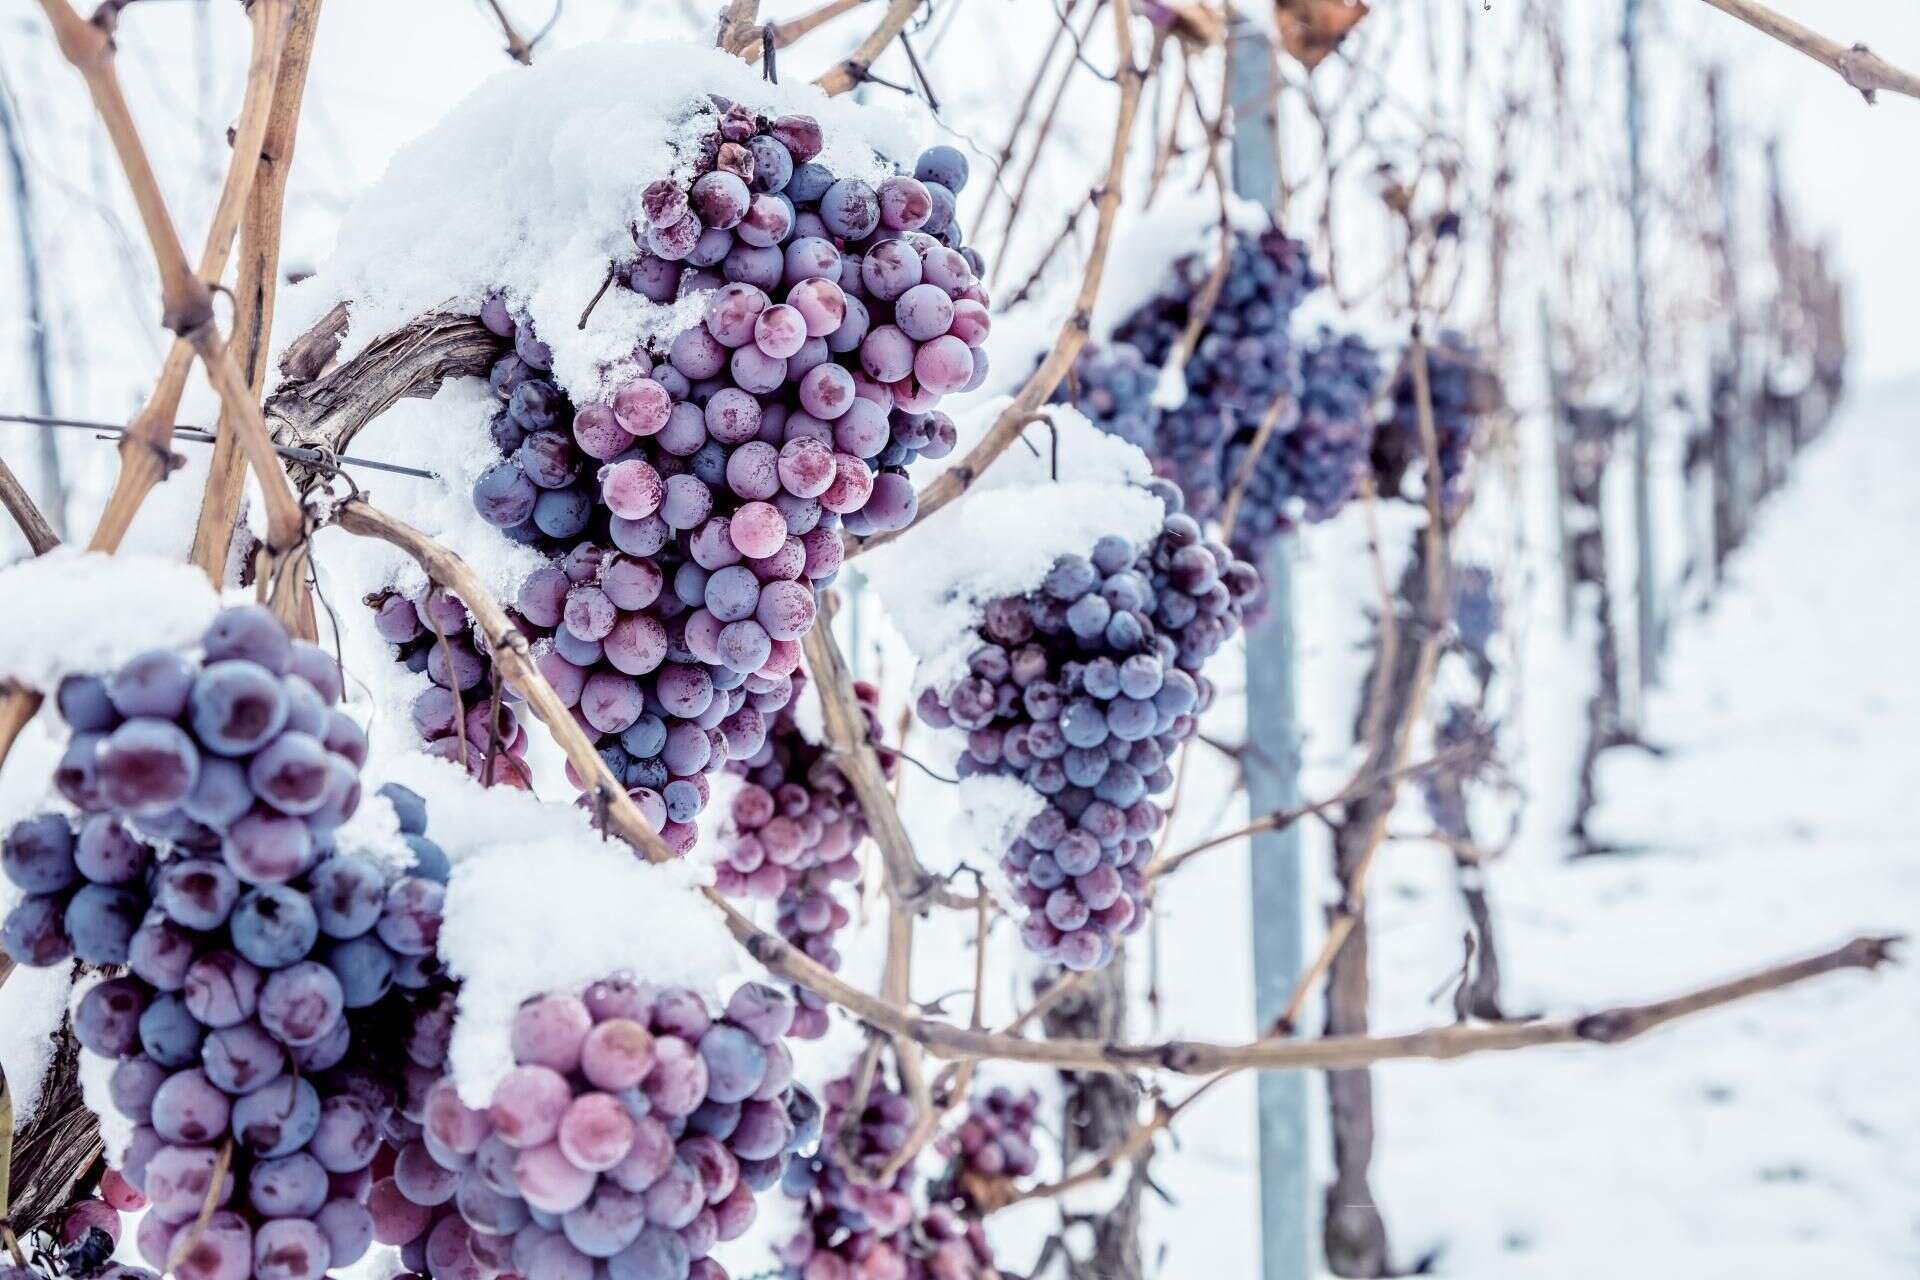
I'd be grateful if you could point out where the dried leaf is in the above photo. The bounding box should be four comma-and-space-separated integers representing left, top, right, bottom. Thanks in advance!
1275, 0, 1370, 70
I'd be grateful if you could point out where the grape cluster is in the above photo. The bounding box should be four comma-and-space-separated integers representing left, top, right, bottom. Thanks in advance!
386, 109, 995, 839
1372, 332, 1496, 510
916, 483, 1258, 970
777, 1072, 997, 1280
714, 672, 892, 1040
937, 1086, 1040, 1195
1053, 227, 1398, 567
39, 603, 364, 889
1419, 703, 1495, 843
371, 585, 531, 789
1111, 227, 1319, 520
1054, 342, 1162, 453
370, 978, 820, 1280
1218, 327, 1384, 556
1451, 563, 1499, 667
0, 611, 459, 1280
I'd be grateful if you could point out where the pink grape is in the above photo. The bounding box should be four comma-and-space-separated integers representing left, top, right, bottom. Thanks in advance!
601, 459, 664, 519
753, 304, 806, 359
797, 363, 854, 419
488, 1065, 572, 1148
704, 282, 766, 348
777, 438, 835, 497
895, 283, 956, 341
858, 326, 914, 383
728, 502, 787, 558
512, 994, 593, 1073
915, 334, 975, 394
613, 379, 672, 435
558, 1092, 636, 1170
786, 278, 845, 337
704, 387, 762, 444
819, 454, 875, 514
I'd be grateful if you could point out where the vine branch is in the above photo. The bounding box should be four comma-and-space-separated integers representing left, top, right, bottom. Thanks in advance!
1695, 0, 1920, 103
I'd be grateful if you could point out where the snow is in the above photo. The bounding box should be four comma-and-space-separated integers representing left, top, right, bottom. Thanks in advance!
1090, 187, 1270, 344
286, 40, 924, 404
861, 399, 1164, 696
421, 759, 739, 1106
0, 959, 76, 1124
0, 549, 220, 690
1145, 384, 1920, 1278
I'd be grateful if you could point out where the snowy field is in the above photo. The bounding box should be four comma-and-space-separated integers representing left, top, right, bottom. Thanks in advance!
1353, 380, 1918, 1278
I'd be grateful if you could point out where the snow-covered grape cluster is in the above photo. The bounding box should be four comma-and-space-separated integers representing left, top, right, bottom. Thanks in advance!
715, 672, 892, 1040
40, 603, 364, 887
777, 1072, 997, 1280
916, 482, 1258, 970
369, 978, 820, 1280
1372, 332, 1496, 510
380, 105, 996, 843
0, 607, 455, 1280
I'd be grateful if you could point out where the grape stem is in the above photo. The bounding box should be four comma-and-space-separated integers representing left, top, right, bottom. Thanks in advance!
0, 456, 59, 557
192, 0, 331, 596
1694, 0, 1920, 103
813, 0, 925, 96
801, 601, 942, 912
164, 1139, 234, 1274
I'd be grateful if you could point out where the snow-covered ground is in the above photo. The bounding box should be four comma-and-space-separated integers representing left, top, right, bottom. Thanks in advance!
1356, 381, 1920, 1277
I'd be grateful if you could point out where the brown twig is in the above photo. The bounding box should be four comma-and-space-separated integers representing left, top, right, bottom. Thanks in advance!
1695, 0, 1920, 102
742, 0, 866, 62
191, 0, 326, 584
987, 0, 1105, 284
814, 0, 922, 96
0, 456, 60, 555
33, 0, 306, 568
1147, 739, 1482, 882
716, 0, 762, 54
803, 601, 939, 911
0, 1067, 23, 1266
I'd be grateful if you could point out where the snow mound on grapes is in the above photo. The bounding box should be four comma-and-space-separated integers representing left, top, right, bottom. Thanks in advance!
417, 758, 738, 1104
954, 774, 1047, 912
0, 961, 76, 1124
1090, 187, 1271, 344
0, 549, 219, 691
289, 40, 923, 401
862, 400, 1165, 695
74, 1015, 134, 1161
